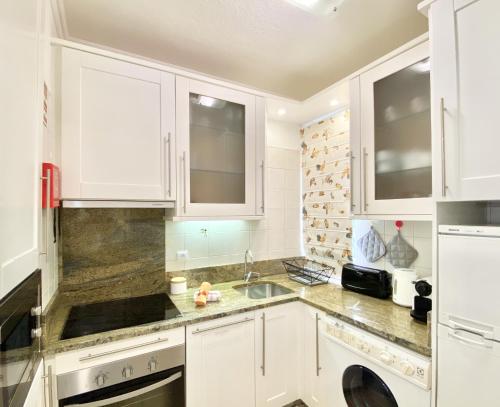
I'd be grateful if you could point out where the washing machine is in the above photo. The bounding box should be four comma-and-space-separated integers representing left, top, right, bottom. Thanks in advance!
320, 315, 431, 407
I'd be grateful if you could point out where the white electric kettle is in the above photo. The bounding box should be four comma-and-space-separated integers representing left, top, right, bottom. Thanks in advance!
392, 268, 417, 307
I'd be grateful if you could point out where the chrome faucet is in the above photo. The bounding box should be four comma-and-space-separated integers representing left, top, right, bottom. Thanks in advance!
243, 249, 259, 282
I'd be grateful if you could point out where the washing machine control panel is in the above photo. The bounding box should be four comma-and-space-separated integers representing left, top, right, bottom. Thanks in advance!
325, 317, 431, 389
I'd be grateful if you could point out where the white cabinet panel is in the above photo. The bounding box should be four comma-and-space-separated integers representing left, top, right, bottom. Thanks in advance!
186, 313, 256, 407
302, 306, 326, 407
350, 41, 432, 217
24, 362, 45, 407
0, 0, 41, 298
429, 0, 500, 200
176, 77, 262, 217
255, 303, 300, 406
61, 48, 175, 201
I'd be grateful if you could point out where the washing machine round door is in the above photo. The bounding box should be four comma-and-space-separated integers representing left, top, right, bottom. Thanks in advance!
342, 365, 398, 407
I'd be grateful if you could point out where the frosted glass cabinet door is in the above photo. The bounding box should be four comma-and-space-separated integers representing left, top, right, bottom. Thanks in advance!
360, 41, 432, 215
176, 77, 258, 217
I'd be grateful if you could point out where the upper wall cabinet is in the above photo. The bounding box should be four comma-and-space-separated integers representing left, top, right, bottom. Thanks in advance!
423, 0, 500, 201
61, 48, 176, 202
175, 77, 265, 218
350, 41, 432, 217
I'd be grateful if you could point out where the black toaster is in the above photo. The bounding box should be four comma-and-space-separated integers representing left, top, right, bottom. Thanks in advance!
341, 263, 391, 299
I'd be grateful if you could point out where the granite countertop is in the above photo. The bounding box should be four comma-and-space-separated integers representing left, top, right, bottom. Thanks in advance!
43, 274, 431, 357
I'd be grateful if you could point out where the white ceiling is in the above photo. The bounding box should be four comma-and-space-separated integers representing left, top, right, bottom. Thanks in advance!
60, 0, 427, 101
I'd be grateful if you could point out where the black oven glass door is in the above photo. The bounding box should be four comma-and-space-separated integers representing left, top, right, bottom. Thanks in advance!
343, 364, 398, 407
0, 269, 41, 407
59, 366, 184, 407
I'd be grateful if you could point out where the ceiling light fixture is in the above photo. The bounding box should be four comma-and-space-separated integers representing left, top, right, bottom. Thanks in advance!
277, 108, 287, 116
286, 0, 345, 16
330, 99, 339, 107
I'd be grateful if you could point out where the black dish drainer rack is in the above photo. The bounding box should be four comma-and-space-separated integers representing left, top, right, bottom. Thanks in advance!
282, 258, 334, 286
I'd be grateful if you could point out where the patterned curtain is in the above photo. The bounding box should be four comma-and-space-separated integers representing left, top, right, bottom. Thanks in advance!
300, 110, 352, 277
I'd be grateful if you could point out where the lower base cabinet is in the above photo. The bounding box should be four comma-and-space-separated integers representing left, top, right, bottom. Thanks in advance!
186, 304, 301, 407
186, 312, 257, 407
255, 303, 301, 407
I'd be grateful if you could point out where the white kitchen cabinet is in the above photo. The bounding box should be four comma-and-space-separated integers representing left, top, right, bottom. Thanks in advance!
423, 0, 500, 201
61, 48, 176, 202
255, 303, 300, 407
302, 306, 327, 407
350, 41, 432, 217
186, 312, 256, 407
24, 362, 45, 407
0, 0, 42, 298
175, 76, 265, 218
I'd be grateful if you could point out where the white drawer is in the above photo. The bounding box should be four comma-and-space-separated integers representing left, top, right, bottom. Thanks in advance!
55, 327, 185, 374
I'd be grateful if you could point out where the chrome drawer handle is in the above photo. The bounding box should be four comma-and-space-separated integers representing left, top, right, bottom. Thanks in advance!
78, 338, 170, 361
191, 317, 254, 335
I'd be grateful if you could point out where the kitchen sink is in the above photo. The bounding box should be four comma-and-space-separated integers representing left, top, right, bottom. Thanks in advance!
233, 282, 293, 299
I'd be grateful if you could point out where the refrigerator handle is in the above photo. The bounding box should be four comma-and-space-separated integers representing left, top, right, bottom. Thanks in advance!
448, 329, 493, 349
448, 317, 494, 340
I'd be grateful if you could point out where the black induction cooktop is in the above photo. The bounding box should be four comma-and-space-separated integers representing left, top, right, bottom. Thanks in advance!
61, 293, 181, 340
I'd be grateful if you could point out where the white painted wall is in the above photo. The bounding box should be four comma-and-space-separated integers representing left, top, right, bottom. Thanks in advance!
165, 120, 302, 271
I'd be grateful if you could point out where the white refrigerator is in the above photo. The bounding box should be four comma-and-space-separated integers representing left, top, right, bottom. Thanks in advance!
437, 225, 500, 406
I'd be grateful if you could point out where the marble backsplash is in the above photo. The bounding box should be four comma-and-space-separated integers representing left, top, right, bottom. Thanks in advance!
59, 208, 167, 299
59, 208, 295, 299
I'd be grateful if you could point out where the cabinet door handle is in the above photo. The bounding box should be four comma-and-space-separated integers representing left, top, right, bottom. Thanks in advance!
182, 151, 187, 213
349, 152, 355, 212
43, 365, 53, 407
191, 317, 254, 334
316, 313, 321, 376
162, 135, 167, 199
78, 338, 170, 361
261, 160, 265, 214
440, 97, 447, 197
167, 132, 172, 197
261, 312, 266, 376
362, 147, 368, 212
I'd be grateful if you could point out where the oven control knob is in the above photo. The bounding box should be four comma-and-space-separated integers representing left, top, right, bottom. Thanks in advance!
122, 366, 133, 378
95, 374, 106, 387
148, 359, 158, 372
379, 351, 393, 365
400, 360, 415, 376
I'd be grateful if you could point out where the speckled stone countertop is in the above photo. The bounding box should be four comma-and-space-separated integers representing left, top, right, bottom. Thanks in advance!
43, 274, 431, 357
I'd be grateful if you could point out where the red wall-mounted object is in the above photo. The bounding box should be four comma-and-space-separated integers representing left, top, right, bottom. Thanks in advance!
42, 163, 60, 208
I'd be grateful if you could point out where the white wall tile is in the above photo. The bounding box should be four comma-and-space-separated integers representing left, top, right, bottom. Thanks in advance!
268, 189, 285, 209
268, 168, 285, 190
284, 169, 300, 191
185, 233, 209, 259
165, 235, 185, 261
268, 208, 285, 230
166, 134, 302, 271
250, 230, 269, 253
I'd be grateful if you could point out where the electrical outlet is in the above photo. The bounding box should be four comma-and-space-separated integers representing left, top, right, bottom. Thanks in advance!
176, 250, 189, 259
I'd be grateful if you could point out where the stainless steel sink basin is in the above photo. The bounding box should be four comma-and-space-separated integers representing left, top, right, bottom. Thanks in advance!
233, 282, 293, 299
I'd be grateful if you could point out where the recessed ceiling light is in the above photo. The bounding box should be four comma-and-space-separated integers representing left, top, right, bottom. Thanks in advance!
286, 0, 345, 16
330, 99, 339, 107
277, 108, 287, 116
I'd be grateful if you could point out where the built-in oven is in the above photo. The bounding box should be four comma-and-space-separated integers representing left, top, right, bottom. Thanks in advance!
57, 344, 185, 406
0, 269, 42, 407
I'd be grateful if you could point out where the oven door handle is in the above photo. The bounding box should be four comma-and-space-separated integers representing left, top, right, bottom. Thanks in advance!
65, 371, 182, 407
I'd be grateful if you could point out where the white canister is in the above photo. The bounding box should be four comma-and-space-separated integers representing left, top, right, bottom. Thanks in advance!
392, 268, 417, 307
170, 277, 187, 295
